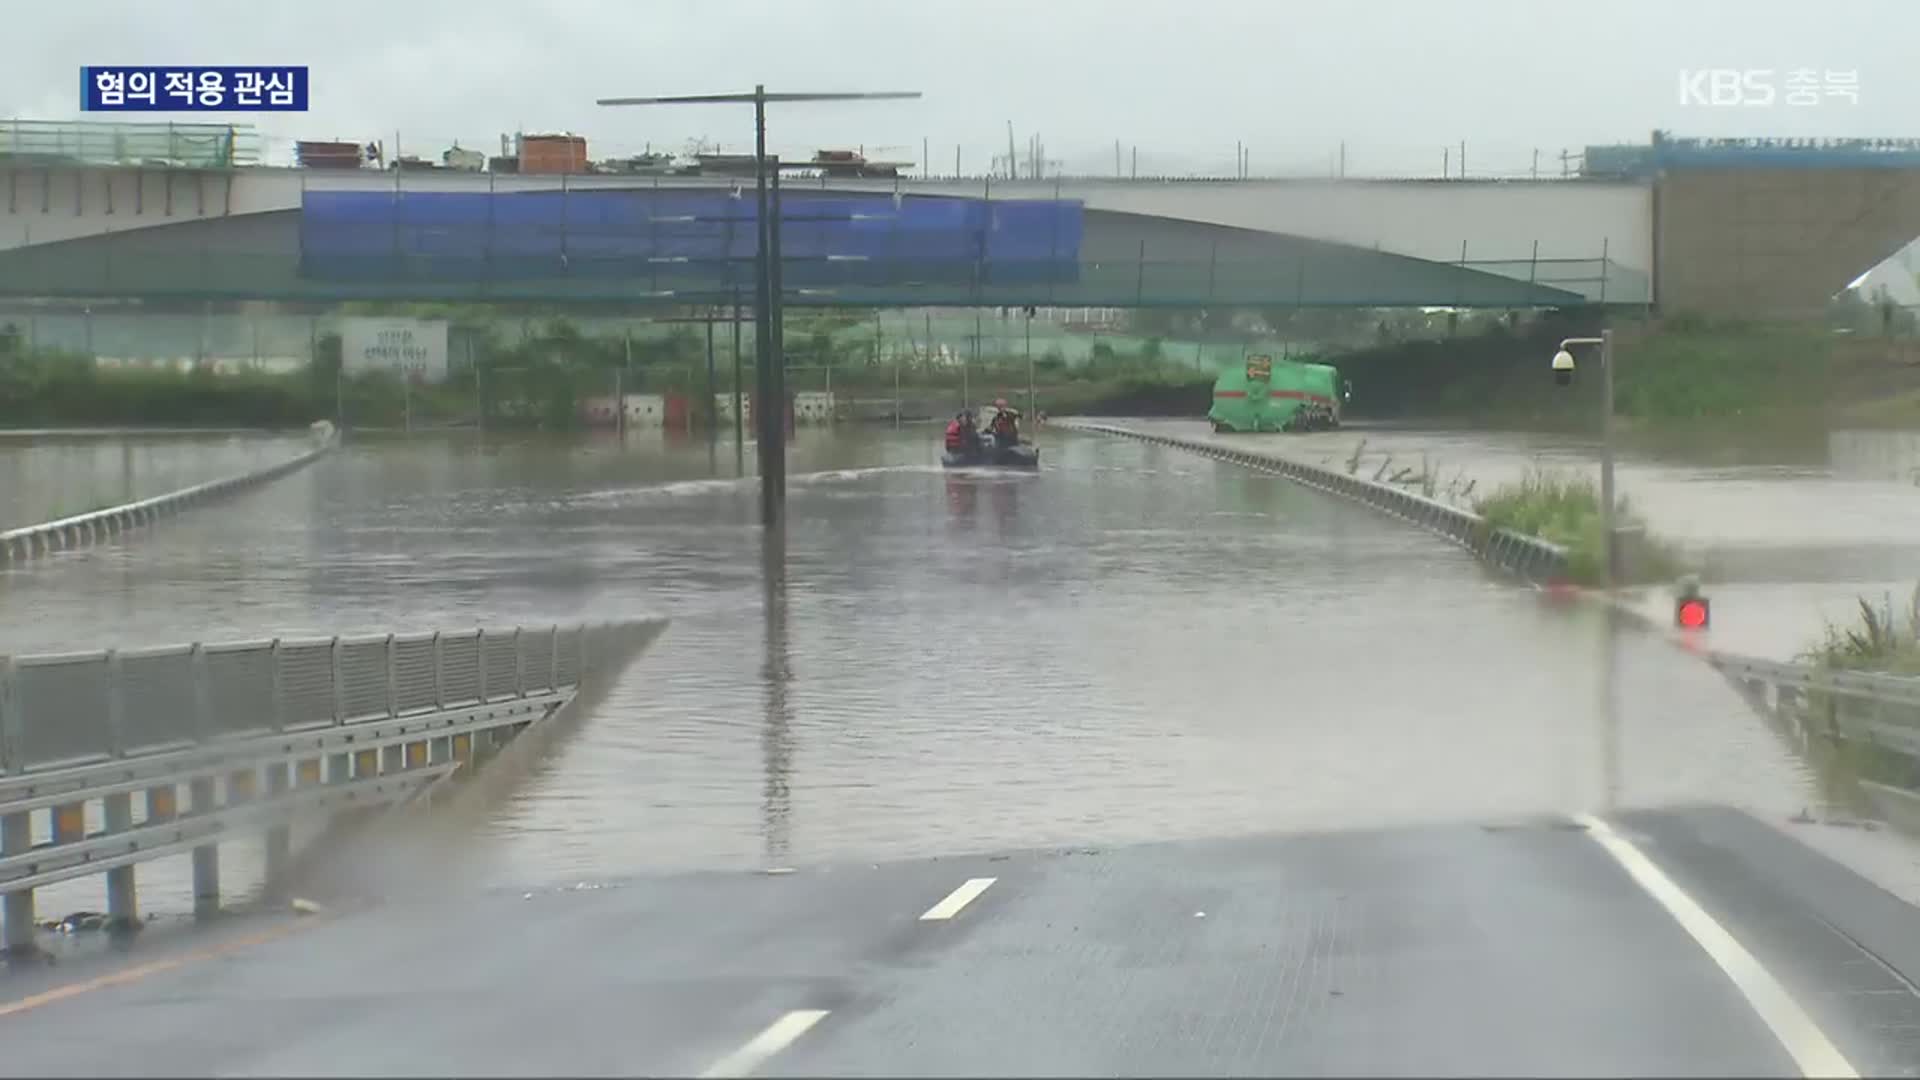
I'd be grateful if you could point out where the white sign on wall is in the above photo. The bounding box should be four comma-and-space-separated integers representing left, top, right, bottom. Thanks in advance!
339, 318, 449, 382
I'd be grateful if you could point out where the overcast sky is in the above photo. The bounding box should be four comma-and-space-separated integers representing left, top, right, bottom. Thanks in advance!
6, 0, 1917, 176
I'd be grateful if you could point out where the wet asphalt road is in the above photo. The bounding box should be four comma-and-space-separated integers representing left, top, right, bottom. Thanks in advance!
3, 806, 1919, 1076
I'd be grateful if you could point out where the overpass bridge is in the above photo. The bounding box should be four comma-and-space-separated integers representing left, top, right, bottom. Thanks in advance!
0, 165, 1643, 310
6, 129, 1920, 315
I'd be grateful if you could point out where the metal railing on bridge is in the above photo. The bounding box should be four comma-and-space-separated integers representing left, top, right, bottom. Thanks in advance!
0, 618, 665, 952
0, 119, 261, 169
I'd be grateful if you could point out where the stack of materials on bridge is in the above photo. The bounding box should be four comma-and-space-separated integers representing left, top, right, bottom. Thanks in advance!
812, 149, 906, 178
517, 133, 588, 175
296, 141, 364, 169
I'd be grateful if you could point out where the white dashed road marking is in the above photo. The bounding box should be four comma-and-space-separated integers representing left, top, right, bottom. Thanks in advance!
920, 876, 997, 921
698, 1009, 831, 1079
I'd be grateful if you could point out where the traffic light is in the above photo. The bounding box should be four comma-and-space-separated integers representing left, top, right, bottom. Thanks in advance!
1676, 595, 1710, 629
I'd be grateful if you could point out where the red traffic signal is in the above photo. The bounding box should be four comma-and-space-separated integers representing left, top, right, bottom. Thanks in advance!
1676, 596, 1710, 629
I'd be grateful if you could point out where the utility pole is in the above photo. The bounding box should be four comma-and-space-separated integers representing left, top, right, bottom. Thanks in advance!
705, 307, 718, 440
732, 292, 744, 469
598, 85, 921, 526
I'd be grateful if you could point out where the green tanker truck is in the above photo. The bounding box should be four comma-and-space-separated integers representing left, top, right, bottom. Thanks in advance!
1207, 354, 1348, 433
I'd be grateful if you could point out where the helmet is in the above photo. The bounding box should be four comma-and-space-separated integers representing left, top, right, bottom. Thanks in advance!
994, 398, 1009, 409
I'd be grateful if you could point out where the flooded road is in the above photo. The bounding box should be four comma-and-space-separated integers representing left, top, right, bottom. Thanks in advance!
0, 420, 1827, 914
1120, 418, 1920, 662
1, 422, 1836, 920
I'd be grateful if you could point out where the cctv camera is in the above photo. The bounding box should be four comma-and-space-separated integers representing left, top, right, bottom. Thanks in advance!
1551, 349, 1575, 386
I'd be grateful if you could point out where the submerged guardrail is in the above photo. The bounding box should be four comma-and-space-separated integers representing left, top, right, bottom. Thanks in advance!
0, 422, 336, 564
1702, 650, 1920, 821
1055, 421, 1567, 583
0, 617, 665, 953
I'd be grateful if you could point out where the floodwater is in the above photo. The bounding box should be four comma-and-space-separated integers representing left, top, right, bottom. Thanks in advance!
10, 418, 1918, 920
1118, 418, 1920, 663
0, 430, 312, 531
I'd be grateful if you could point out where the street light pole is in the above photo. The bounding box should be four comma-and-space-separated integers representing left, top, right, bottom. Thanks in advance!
768, 159, 786, 504
753, 90, 774, 526
596, 85, 922, 527
1558, 331, 1615, 588
1600, 328, 1615, 585
1025, 307, 1035, 417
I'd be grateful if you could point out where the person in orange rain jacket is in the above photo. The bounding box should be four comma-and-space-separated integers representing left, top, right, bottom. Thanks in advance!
988, 400, 1020, 447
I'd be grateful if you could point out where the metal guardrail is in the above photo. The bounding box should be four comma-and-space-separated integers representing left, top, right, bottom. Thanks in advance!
1703, 650, 1920, 819
1055, 421, 1568, 583
0, 618, 665, 952
1709, 653, 1920, 712
0, 430, 334, 563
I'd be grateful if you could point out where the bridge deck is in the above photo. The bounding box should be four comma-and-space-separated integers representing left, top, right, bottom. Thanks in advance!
4, 805, 1919, 1076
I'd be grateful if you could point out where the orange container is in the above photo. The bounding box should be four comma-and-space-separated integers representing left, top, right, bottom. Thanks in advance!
519, 134, 587, 175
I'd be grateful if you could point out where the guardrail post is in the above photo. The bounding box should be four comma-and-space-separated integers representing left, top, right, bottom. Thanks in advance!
103, 647, 138, 928
0, 809, 30, 956
263, 760, 291, 898
428, 631, 451, 764
326, 634, 354, 783
189, 775, 219, 919
1, 653, 30, 950
184, 638, 222, 918
269, 638, 285, 732
189, 641, 212, 741
385, 633, 398, 718
476, 629, 490, 706
329, 635, 344, 724
0, 656, 16, 775
549, 624, 560, 692
514, 627, 525, 698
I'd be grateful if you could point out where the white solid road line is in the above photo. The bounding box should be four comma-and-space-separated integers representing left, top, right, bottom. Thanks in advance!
698, 1009, 832, 1079
920, 876, 998, 921
1577, 813, 1859, 1080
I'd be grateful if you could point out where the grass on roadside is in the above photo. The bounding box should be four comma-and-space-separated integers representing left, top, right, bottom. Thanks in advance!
1471, 467, 1683, 586
1803, 585, 1920, 676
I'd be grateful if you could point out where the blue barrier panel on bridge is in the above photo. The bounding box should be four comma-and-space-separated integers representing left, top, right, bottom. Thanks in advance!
298, 190, 1083, 289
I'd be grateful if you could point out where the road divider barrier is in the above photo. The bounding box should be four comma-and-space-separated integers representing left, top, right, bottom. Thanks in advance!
1055, 420, 1567, 583
0, 422, 337, 565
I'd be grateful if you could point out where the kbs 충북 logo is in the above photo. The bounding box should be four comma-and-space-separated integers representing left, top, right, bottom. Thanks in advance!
80, 66, 309, 112
1677, 68, 1859, 107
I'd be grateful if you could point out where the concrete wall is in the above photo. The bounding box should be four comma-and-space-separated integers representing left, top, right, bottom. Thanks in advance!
1656, 168, 1920, 318
0, 166, 236, 249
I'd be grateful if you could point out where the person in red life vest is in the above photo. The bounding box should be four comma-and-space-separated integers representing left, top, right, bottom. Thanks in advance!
945, 409, 979, 454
